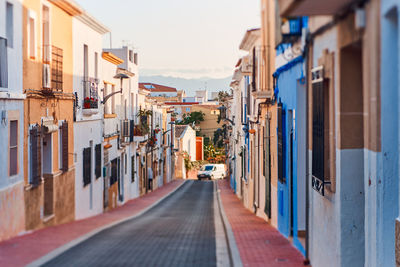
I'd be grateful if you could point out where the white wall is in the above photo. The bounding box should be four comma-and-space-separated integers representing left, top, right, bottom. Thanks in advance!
72, 17, 106, 219
181, 126, 196, 162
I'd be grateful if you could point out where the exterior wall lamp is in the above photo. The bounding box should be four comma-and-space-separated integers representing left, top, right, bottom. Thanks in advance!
102, 73, 130, 104
218, 105, 235, 125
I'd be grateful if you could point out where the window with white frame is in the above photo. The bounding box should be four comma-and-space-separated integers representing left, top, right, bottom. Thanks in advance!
28, 15, 35, 59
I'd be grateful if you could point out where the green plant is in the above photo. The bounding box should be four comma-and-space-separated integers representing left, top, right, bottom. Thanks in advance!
176, 111, 205, 125
182, 151, 194, 174
137, 109, 153, 117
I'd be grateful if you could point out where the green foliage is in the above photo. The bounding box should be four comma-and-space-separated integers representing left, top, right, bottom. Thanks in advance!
204, 144, 225, 163
213, 124, 228, 148
182, 151, 194, 172
217, 91, 231, 104
176, 111, 205, 125
137, 109, 153, 117
204, 136, 211, 146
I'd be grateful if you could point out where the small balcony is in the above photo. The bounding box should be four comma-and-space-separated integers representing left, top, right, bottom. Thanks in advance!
133, 124, 150, 137
279, 0, 358, 17
82, 78, 100, 116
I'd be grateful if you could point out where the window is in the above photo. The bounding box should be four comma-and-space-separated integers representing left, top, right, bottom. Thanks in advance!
28, 16, 35, 59
95, 144, 101, 179
94, 52, 98, 80
311, 66, 328, 195
111, 85, 116, 114
104, 83, 110, 114
131, 156, 135, 183
186, 107, 191, 112
29, 126, 42, 186
129, 50, 133, 63
110, 158, 118, 185
60, 121, 69, 172
264, 118, 271, 218
6, 2, 13, 48
42, 5, 49, 62
9, 120, 18, 176
125, 154, 127, 174
83, 147, 91, 186
83, 45, 88, 97
0, 37, 7, 88
51, 46, 63, 91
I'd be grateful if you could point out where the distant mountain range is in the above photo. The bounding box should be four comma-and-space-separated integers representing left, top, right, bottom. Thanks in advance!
139, 75, 232, 97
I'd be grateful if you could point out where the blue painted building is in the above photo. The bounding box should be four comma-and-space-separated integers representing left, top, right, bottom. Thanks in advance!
273, 55, 307, 255
363, 0, 400, 266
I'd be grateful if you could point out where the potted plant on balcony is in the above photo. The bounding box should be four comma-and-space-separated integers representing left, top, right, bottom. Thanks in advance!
83, 97, 98, 109
84, 97, 91, 109
148, 136, 157, 147
90, 97, 98, 108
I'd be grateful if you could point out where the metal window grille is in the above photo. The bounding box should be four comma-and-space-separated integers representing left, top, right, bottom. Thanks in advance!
83, 147, 91, 186
129, 120, 134, 142
61, 121, 69, 172
95, 144, 101, 179
51, 46, 63, 91
312, 77, 325, 195
30, 126, 42, 186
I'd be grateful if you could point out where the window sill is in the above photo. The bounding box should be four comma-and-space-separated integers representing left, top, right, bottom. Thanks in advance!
82, 108, 99, 116
25, 181, 43, 191
104, 114, 117, 119
43, 214, 55, 223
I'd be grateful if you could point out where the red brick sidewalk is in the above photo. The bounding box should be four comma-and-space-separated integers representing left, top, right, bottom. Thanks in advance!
218, 179, 306, 267
0, 180, 183, 267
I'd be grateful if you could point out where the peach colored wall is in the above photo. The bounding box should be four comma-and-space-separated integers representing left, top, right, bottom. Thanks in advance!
0, 182, 26, 241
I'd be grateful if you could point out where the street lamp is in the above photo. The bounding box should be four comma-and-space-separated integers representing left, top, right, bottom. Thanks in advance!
102, 73, 130, 104
218, 105, 235, 125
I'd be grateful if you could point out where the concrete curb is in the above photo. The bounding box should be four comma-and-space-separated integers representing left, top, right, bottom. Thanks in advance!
27, 180, 187, 267
215, 180, 243, 267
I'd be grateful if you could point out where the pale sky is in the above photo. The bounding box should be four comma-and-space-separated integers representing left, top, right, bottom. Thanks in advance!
75, 0, 260, 79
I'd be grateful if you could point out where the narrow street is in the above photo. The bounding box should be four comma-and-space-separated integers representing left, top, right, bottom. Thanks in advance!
41, 181, 224, 267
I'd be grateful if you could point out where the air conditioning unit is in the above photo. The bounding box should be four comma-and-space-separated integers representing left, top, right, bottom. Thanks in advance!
241, 55, 252, 75
42, 64, 51, 89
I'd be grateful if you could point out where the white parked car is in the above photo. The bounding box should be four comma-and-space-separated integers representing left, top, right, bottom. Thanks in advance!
197, 164, 226, 180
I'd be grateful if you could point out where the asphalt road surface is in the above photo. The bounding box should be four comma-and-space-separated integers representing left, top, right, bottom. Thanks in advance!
42, 181, 224, 267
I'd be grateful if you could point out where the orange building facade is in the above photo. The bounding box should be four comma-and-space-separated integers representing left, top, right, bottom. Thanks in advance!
22, 0, 80, 230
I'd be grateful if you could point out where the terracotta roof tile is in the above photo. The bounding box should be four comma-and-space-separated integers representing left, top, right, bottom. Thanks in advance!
139, 83, 177, 93
175, 125, 188, 138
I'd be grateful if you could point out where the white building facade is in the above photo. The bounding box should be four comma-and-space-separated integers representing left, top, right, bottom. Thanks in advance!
72, 12, 109, 220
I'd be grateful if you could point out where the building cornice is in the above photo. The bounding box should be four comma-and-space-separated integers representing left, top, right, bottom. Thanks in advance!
76, 12, 109, 34
239, 28, 261, 51
48, 0, 83, 16
102, 52, 124, 65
